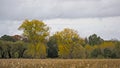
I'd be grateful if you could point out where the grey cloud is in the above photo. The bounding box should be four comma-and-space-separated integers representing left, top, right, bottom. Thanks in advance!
0, 0, 120, 40
0, 16, 120, 40
45, 16, 120, 40
0, 20, 22, 36
0, 0, 120, 20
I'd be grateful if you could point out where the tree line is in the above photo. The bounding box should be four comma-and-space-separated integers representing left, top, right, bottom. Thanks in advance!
0, 19, 120, 59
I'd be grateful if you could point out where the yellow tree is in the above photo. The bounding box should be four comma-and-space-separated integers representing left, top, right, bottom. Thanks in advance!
99, 41, 115, 54
84, 44, 94, 58
18, 19, 49, 58
54, 28, 85, 58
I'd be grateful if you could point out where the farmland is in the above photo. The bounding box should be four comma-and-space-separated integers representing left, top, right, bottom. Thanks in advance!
0, 59, 120, 68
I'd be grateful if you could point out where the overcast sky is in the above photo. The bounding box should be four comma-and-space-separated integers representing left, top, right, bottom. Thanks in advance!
0, 0, 120, 40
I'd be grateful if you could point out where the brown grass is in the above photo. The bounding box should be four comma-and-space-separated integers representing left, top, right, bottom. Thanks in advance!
0, 59, 120, 68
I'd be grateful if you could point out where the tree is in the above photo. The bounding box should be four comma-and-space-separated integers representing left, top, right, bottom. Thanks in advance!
99, 41, 115, 57
0, 35, 15, 42
113, 42, 120, 58
47, 36, 58, 58
0, 40, 4, 58
54, 28, 85, 58
12, 41, 27, 58
88, 34, 104, 46
18, 19, 49, 58
103, 48, 112, 58
91, 47, 102, 58
84, 44, 94, 58
0, 40, 13, 58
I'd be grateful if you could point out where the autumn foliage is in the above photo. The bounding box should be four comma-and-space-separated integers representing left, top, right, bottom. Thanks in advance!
0, 19, 120, 59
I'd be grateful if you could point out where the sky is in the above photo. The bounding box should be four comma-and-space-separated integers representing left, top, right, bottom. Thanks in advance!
0, 0, 120, 40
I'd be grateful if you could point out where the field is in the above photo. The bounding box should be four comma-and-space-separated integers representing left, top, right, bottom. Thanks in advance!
0, 59, 120, 68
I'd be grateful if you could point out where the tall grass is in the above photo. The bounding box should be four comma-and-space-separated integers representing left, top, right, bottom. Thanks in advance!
0, 59, 120, 68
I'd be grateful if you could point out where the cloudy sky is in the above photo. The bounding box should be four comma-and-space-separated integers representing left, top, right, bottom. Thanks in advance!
0, 0, 120, 40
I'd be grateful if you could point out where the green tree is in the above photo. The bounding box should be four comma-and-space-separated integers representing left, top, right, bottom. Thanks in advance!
47, 36, 58, 58
88, 34, 104, 46
0, 35, 15, 42
0, 40, 13, 58
0, 40, 4, 58
54, 28, 85, 59
91, 47, 102, 58
103, 48, 112, 58
11, 41, 27, 58
18, 19, 49, 58
114, 42, 120, 58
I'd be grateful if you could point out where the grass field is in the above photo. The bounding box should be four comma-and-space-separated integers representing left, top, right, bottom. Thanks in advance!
0, 59, 120, 68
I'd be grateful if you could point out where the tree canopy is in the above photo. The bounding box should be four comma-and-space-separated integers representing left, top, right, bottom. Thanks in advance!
18, 19, 49, 58
0, 19, 120, 59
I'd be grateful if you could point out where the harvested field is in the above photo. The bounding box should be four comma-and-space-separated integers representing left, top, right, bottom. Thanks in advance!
0, 59, 120, 68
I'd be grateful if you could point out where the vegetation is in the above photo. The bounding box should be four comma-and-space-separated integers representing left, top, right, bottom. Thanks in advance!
0, 59, 120, 68
54, 28, 85, 59
0, 19, 120, 59
18, 19, 49, 58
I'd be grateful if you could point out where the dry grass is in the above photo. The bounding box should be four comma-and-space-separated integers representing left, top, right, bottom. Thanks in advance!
0, 59, 120, 68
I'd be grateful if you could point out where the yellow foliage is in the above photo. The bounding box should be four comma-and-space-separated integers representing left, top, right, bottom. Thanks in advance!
36, 43, 47, 58
54, 28, 85, 58
18, 19, 49, 43
18, 19, 49, 58
99, 41, 115, 50
26, 43, 46, 58
85, 44, 94, 51
85, 44, 94, 58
